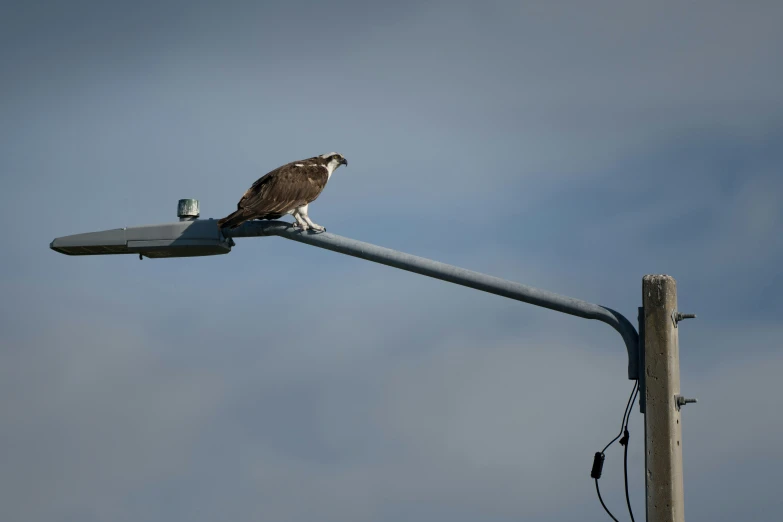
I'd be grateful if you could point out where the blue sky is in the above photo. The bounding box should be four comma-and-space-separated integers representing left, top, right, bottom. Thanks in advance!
1, 1, 782, 521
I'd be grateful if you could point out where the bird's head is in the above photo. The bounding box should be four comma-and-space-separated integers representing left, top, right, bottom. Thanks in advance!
320, 152, 348, 173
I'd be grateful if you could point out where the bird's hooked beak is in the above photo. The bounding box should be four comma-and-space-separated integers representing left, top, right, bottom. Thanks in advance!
340, 157, 348, 167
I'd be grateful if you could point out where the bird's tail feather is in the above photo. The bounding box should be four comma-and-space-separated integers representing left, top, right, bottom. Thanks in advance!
217, 209, 248, 230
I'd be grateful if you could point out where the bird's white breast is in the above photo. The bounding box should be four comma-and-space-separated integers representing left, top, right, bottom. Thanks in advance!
324, 162, 338, 180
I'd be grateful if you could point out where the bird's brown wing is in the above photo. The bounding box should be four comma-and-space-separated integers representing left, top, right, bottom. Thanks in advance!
237, 162, 329, 219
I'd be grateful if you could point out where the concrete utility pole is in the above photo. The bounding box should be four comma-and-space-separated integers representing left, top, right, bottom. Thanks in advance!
50, 200, 699, 522
642, 275, 692, 522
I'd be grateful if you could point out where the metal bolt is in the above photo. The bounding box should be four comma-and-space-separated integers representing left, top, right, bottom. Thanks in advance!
675, 395, 698, 410
672, 311, 697, 327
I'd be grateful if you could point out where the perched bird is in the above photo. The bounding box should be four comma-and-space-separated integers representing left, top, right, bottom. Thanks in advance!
217, 152, 348, 232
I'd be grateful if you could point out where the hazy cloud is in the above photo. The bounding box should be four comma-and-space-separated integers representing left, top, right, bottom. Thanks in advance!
1, 1, 782, 521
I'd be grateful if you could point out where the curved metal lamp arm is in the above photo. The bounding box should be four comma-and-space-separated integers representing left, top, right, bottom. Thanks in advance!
228, 221, 639, 380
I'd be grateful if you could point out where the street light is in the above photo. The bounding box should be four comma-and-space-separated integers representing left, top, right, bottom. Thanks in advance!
49, 197, 695, 522
50, 199, 639, 377
50, 199, 234, 259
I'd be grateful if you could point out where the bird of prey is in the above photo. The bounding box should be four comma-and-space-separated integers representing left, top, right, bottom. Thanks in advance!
217, 152, 348, 232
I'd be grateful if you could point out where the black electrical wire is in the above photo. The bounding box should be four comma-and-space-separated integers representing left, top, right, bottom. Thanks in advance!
621, 384, 639, 522
623, 432, 634, 522
594, 380, 638, 522
595, 478, 620, 522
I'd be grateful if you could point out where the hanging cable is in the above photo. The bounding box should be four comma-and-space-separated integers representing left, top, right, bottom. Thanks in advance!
620, 384, 639, 522
594, 477, 619, 522
592, 380, 638, 521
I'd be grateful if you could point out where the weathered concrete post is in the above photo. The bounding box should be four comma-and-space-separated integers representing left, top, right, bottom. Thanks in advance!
643, 275, 685, 522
